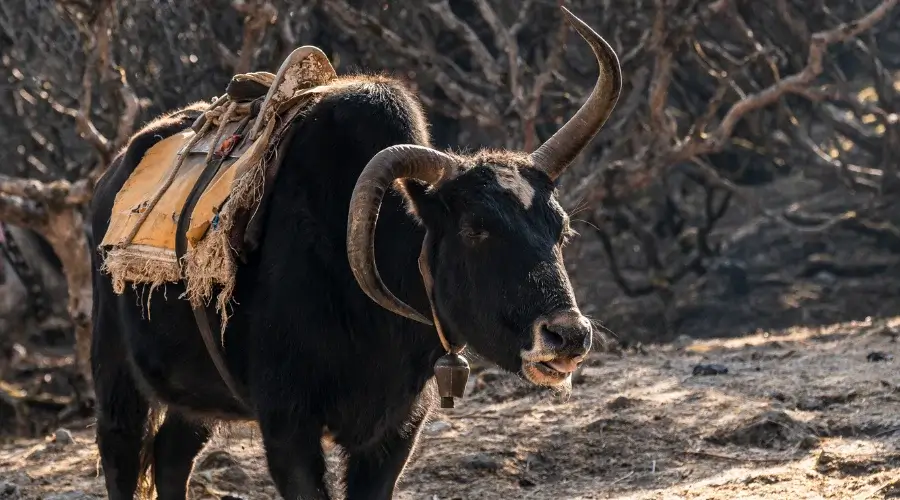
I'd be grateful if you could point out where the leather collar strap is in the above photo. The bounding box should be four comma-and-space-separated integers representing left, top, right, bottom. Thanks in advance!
419, 230, 470, 408
417, 230, 464, 355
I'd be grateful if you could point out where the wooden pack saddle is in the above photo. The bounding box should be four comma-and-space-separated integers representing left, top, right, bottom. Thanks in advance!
99, 47, 338, 316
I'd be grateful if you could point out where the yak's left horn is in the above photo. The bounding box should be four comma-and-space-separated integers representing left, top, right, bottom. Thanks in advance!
530, 7, 623, 181
347, 144, 457, 325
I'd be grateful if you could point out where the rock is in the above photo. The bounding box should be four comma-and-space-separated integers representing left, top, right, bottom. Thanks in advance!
796, 397, 823, 411
518, 477, 537, 488
799, 435, 820, 449
876, 326, 899, 341
768, 391, 787, 402
471, 368, 506, 394
706, 410, 818, 450
425, 420, 451, 435
196, 450, 240, 471
867, 351, 894, 362
53, 428, 74, 445
0, 482, 20, 500
461, 452, 500, 471
477, 368, 505, 384
813, 271, 837, 284
218, 465, 251, 485
672, 334, 695, 349
465, 374, 478, 395
692, 364, 728, 376
605, 396, 638, 411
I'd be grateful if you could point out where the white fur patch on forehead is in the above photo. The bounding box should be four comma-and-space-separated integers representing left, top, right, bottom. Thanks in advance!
492, 168, 537, 209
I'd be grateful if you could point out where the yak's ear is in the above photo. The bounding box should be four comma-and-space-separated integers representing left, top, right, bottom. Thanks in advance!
396, 179, 447, 228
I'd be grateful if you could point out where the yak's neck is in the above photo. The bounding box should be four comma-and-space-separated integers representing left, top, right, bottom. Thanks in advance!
340, 197, 446, 364
274, 164, 435, 330
367, 194, 432, 316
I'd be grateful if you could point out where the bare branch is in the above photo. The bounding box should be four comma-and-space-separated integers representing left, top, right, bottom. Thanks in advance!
232, 0, 277, 74
112, 69, 141, 155
648, 0, 676, 141
523, 9, 567, 152
472, 0, 521, 104
0, 176, 90, 208
426, 0, 503, 85
699, 0, 898, 153
68, 3, 112, 159
0, 194, 47, 228
321, 0, 503, 124
508, 0, 535, 36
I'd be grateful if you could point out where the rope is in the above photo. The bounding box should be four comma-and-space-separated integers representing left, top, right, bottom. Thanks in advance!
204, 101, 238, 163
116, 100, 250, 249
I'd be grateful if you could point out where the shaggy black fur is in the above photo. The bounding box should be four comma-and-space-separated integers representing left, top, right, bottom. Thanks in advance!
89, 75, 588, 500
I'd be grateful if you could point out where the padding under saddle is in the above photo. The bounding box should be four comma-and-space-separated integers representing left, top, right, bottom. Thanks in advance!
99, 47, 338, 320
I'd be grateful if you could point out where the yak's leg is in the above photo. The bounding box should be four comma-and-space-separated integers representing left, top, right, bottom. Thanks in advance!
94, 368, 148, 500
152, 412, 211, 500
259, 416, 331, 500
93, 310, 149, 500
344, 408, 429, 500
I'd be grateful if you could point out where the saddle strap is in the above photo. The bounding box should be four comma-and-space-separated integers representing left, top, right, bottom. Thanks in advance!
175, 113, 255, 411
191, 299, 248, 408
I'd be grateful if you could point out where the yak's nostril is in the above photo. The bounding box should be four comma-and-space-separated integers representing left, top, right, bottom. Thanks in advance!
540, 324, 566, 350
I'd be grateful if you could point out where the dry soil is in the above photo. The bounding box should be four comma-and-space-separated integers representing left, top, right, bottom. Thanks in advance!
1, 317, 899, 499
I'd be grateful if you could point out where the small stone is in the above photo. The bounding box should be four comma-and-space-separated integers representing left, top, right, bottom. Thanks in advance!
813, 271, 837, 284
518, 476, 537, 488
796, 397, 823, 411
605, 396, 637, 411
218, 465, 251, 485
0, 482, 20, 500
471, 367, 508, 394
425, 420, 451, 435
462, 452, 499, 471
692, 364, 728, 376
799, 435, 821, 449
877, 326, 898, 341
477, 368, 505, 384
53, 428, 74, 445
672, 334, 695, 349
867, 351, 894, 362
197, 450, 241, 471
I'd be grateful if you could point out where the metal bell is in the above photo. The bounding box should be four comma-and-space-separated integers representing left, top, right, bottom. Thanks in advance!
433, 352, 470, 408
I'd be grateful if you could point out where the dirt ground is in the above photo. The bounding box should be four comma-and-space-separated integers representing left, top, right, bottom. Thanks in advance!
1, 316, 898, 500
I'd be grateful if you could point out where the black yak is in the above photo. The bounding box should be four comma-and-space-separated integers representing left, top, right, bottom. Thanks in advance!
88, 7, 621, 499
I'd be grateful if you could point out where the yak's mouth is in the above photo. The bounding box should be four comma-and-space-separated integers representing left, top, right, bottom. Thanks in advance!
521, 357, 580, 386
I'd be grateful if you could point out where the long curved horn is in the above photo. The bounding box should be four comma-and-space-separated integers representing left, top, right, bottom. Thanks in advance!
347, 145, 458, 325
530, 7, 623, 181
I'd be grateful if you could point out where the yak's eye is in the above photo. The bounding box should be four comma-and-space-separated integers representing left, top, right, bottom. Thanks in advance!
460, 223, 489, 245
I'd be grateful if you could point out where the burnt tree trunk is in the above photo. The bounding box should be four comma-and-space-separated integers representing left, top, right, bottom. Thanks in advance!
40, 208, 93, 387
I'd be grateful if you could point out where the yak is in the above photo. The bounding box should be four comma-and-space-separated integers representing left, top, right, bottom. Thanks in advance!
88, 7, 621, 500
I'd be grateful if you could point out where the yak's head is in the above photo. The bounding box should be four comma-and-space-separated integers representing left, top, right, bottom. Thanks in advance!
346, 7, 621, 388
